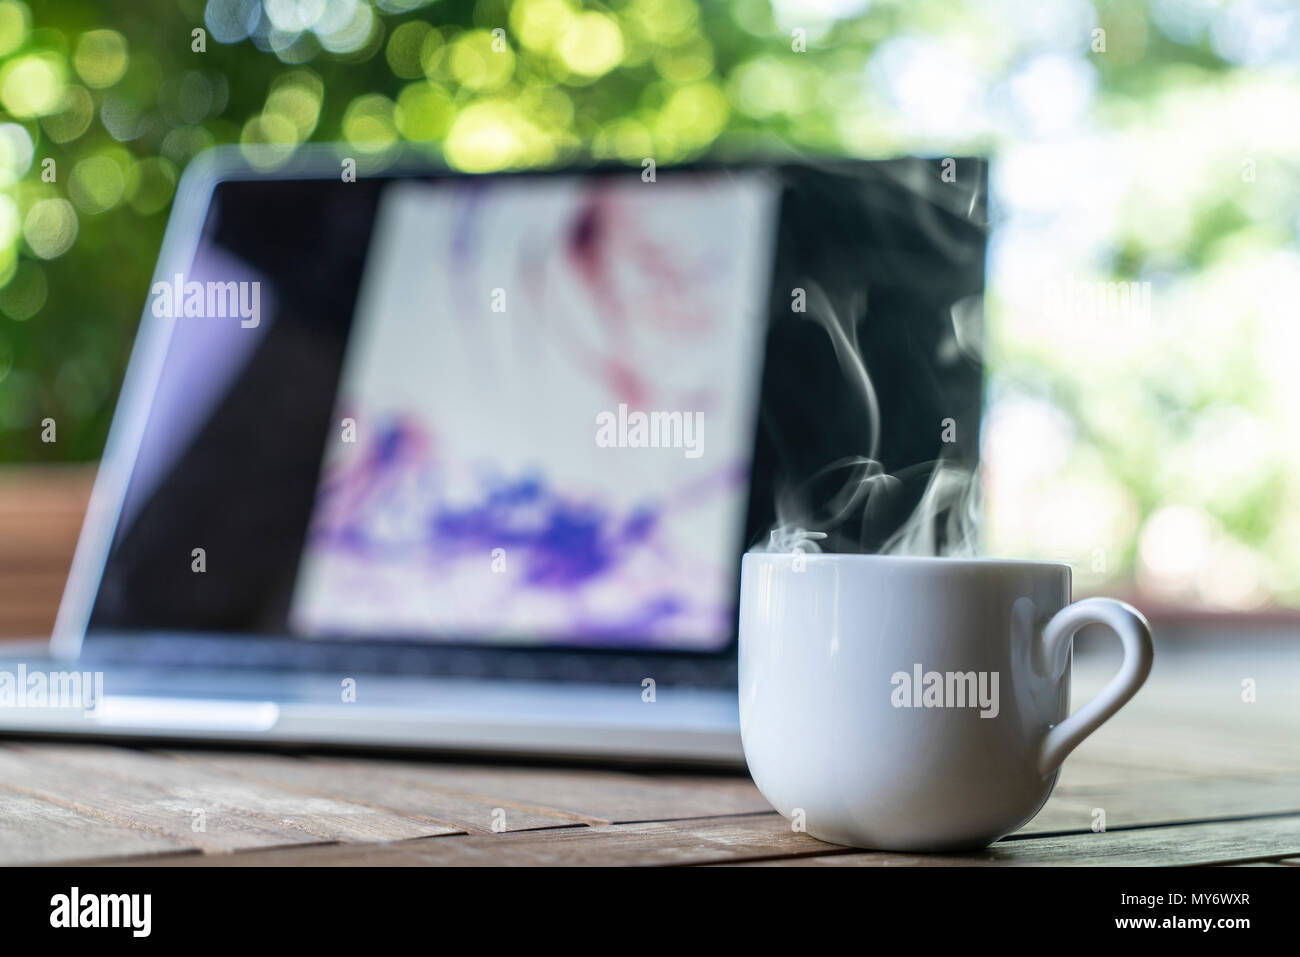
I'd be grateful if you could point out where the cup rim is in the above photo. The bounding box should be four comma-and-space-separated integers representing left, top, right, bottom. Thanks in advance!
742, 551, 1072, 570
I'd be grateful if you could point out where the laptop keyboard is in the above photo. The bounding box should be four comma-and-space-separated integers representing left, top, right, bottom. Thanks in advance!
80, 634, 738, 690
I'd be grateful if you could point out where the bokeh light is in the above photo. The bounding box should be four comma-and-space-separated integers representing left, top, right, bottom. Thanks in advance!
72, 29, 129, 88
394, 81, 453, 141
556, 12, 623, 79
0, 1, 28, 58
68, 154, 128, 214
342, 92, 397, 152
39, 85, 94, 143
22, 198, 78, 259
0, 53, 64, 117
0, 121, 32, 186
127, 157, 178, 215
0, 258, 44, 319
385, 20, 430, 78
449, 30, 514, 91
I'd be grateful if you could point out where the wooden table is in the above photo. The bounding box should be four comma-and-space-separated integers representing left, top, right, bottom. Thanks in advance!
1, 637, 1296, 867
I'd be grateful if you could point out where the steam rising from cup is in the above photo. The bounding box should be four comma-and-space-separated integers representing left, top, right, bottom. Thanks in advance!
757, 281, 982, 559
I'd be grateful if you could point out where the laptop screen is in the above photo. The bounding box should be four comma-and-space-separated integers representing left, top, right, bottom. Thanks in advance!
84, 159, 985, 661
289, 174, 778, 649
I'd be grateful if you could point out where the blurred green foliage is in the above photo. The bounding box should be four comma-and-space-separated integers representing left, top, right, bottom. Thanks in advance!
0, 0, 1296, 607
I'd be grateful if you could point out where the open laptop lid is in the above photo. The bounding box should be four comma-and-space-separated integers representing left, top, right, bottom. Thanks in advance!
53, 147, 986, 682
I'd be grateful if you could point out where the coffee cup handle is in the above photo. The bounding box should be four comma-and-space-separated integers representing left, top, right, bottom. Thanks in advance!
1036, 597, 1154, 775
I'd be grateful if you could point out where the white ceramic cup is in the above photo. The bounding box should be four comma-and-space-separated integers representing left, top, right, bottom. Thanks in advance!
738, 552, 1153, 851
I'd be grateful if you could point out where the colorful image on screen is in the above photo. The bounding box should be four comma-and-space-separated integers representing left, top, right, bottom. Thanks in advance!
288, 172, 779, 649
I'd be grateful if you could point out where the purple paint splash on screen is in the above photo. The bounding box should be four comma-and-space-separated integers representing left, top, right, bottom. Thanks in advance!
301, 416, 736, 643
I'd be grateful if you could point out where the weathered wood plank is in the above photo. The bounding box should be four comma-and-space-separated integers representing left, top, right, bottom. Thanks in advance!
283, 754, 769, 824
1023, 773, 1300, 834
0, 743, 458, 853
162, 751, 593, 833
1065, 654, 1300, 779
0, 785, 194, 865
1051, 754, 1207, 788
1061, 727, 1297, 778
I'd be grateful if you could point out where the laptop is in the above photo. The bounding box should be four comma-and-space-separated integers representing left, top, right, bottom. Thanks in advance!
0, 148, 986, 765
